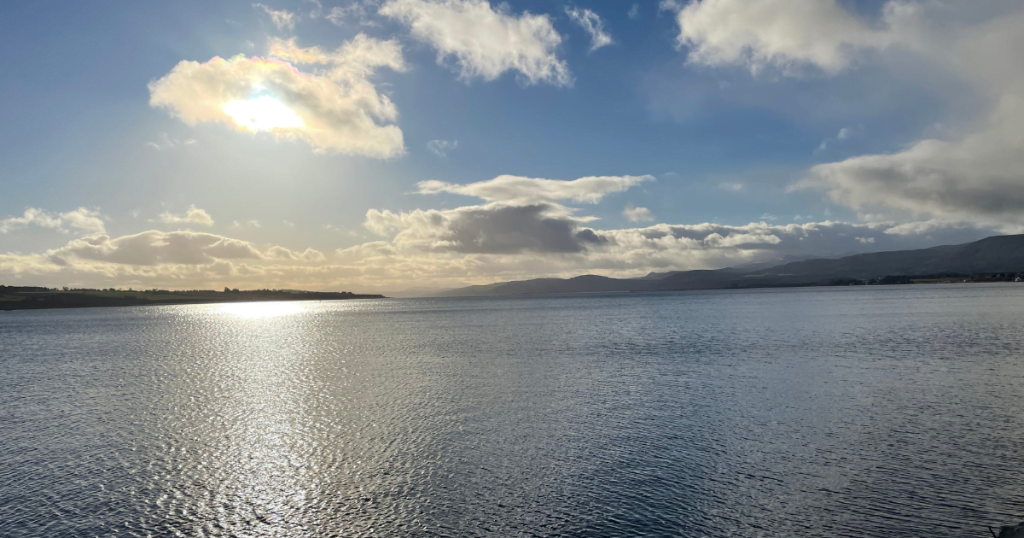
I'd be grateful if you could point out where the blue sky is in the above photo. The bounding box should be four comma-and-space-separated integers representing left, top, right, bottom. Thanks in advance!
2, 0, 1022, 292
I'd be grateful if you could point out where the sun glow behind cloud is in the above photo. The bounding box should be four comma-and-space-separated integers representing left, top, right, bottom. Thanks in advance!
223, 96, 304, 131
148, 36, 407, 157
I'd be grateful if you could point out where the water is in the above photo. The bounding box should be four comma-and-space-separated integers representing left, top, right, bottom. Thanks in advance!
3, 284, 1024, 537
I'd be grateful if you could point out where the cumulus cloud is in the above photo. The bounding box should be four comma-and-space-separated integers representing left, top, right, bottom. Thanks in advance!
267, 245, 326, 261
623, 203, 654, 222
0, 228, 350, 291
0, 207, 105, 235
379, 0, 572, 86
148, 34, 406, 157
427, 139, 457, 157
1, 212, 1012, 292
56, 231, 264, 266
158, 205, 215, 227
792, 6, 1024, 222
565, 7, 612, 51
365, 203, 605, 254
669, 1, 1024, 224
255, 4, 297, 30
416, 174, 654, 204
664, 0, 915, 75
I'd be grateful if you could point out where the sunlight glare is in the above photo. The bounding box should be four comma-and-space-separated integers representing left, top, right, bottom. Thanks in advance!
218, 301, 306, 319
223, 96, 304, 131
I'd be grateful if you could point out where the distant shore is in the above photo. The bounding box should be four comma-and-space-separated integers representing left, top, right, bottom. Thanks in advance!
0, 286, 386, 311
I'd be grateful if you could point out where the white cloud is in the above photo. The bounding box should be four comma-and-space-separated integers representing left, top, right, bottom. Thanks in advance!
628, 4, 640, 20
267, 245, 325, 261
149, 34, 406, 157
816, 126, 858, 152
793, 6, 1024, 222
2, 208, 1012, 292
427, 139, 457, 157
565, 7, 612, 52
379, 0, 572, 86
668, 1, 1024, 224
719, 181, 744, 192
0, 207, 105, 235
665, 0, 915, 75
623, 203, 654, 222
57, 231, 263, 266
254, 4, 297, 30
416, 174, 654, 205
158, 205, 215, 227
146, 132, 197, 151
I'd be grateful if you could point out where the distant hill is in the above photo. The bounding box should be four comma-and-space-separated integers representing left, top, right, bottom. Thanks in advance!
0, 287, 386, 311
435, 234, 1024, 297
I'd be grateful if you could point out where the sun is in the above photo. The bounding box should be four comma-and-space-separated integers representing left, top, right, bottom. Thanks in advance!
223, 96, 304, 131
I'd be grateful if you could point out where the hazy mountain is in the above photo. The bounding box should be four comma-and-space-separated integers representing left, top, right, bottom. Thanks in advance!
639, 256, 808, 280
435, 235, 1024, 297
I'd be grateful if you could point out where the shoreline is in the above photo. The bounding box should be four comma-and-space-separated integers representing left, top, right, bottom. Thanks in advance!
0, 287, 387, 312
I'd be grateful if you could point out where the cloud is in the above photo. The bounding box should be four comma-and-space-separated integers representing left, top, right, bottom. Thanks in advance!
146, 132, 197, 151
667, 1, 1024, 225
52, 231, 266, 266
815, 126, 858, 152
565, 7, 612, 52
719, 181, 744, 192
792, 6, 1024, 222
664, 0, 915, 75
148, 34, 406, 157
416, 174, 654, 204
362, 174, 653, 255
379, 0, 572, 86
0, 207, 105, 235
623, 203, 654, 222
158, 205, 215, 227
254, 4, 297, 30
427, 139, 457, 157
628, 4, 640, 20
267, 245, 326, 261
2, 210, 1013, 292
324, 1, 379, 26
27, 230, 326, 270
365, 203, 605, 254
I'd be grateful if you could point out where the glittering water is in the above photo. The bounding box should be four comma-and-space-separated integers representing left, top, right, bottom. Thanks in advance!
3, 285, 1024, 537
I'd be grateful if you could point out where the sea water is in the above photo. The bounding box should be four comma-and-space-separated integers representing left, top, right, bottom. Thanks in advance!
3, 284, 1024, 537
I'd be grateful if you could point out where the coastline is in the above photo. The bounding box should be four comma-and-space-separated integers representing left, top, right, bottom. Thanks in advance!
0, 287, 387, 311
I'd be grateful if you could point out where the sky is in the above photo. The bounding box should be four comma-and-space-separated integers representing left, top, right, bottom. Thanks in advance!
1, 0, 1023, 293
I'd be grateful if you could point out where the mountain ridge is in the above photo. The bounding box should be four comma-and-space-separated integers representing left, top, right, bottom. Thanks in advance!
432, 234, 1024, 297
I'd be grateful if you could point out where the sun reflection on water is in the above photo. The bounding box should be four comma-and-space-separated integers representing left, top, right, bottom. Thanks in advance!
218, 301, 308, 319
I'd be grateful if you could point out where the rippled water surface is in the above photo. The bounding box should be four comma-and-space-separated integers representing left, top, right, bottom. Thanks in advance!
4, 284, 1024, 537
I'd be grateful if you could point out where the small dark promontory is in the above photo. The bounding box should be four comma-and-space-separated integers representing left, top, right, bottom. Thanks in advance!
0, 286, 386, 311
